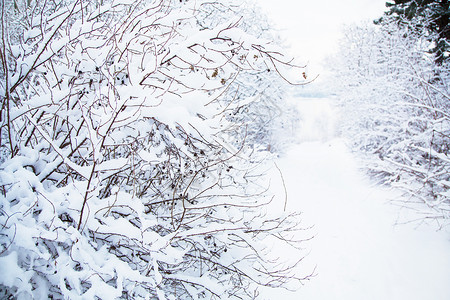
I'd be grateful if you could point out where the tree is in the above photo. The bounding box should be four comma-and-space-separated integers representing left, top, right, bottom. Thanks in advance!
0, 0, 311, 298
379, 0, 449, 65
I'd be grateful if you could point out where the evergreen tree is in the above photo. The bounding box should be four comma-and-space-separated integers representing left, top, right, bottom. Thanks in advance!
379, 0, 449, 65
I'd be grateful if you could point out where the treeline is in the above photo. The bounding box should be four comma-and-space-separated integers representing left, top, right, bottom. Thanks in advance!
333, 0, 449, 225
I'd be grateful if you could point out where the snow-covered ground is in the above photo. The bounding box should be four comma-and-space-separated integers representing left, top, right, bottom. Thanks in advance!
262, 95, 450, 299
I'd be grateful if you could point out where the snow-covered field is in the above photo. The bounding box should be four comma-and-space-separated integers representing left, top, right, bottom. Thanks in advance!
262, 95, 450, 299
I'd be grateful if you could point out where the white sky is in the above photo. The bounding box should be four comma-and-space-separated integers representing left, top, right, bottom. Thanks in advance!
257, 0, 387, 71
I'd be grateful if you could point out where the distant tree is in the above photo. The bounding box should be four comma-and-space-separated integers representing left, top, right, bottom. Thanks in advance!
195, 0, 303, 153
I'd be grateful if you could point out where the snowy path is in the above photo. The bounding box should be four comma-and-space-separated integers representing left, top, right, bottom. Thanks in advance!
262, 97, 450, 299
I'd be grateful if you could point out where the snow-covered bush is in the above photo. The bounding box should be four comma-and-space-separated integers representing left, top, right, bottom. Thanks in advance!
0, 0, 311, 298
332, 18, 450, 224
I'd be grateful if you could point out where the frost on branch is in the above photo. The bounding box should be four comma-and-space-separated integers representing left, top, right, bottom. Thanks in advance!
0, 0, 311, 298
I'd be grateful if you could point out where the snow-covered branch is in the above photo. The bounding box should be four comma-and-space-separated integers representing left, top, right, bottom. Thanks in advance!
0, 0, 310, 298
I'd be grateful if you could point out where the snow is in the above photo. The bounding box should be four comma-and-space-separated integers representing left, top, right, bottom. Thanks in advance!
0, 252, 23, 287
260, 95, 450, 299
251, 1, 450, 296
2, 1, 449, 298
